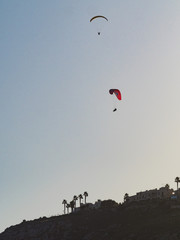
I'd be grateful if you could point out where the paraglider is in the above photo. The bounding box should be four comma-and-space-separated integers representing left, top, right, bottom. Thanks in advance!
109, 89, 122, 112
90, 15, 108, 35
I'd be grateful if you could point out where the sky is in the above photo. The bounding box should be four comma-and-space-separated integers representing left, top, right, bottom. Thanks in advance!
1, 0, 180, 233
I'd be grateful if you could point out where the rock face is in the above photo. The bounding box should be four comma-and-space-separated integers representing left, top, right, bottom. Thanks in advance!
1, 199, 180, 240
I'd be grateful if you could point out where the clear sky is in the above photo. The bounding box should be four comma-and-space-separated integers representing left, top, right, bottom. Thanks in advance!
1, 0, 180, 233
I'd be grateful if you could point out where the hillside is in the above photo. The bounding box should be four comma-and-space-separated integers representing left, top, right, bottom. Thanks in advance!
1, 199, 180, 240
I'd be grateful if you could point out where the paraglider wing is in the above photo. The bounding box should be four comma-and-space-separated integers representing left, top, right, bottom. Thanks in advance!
109, 89, 122, 100
90, 15, 108, 22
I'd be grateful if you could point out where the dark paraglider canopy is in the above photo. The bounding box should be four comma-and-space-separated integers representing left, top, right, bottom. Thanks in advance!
90, 15, 108, 22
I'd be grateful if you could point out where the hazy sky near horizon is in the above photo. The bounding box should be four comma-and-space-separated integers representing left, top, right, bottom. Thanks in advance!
1, 0, 180, 233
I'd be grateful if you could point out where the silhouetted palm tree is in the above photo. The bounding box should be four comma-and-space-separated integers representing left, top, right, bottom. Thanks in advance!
78, 194, 83, 206
175, 177, 180, 190
83, 191, 88, 204
124, 193, 129, 202
62, 199, 67, 214
70, 200, 75, 212
73, 195, 78, 208
66, 203, 70, 214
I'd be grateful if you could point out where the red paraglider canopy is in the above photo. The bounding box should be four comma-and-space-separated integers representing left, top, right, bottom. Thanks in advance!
109, 89, 122, 100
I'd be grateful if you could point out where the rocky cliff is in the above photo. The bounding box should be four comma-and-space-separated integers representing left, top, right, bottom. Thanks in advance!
1, 199, 180, 240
